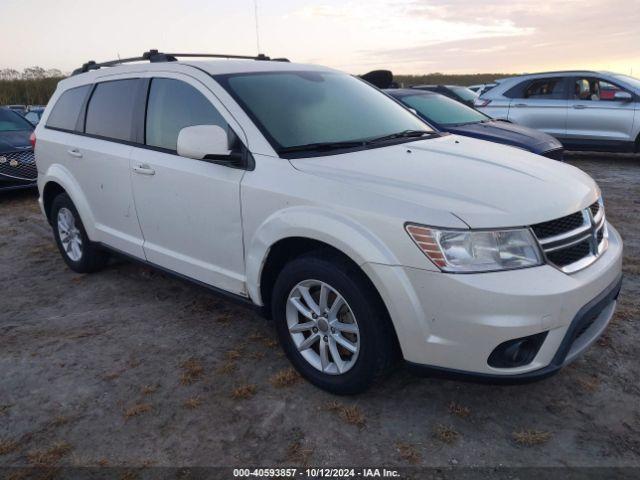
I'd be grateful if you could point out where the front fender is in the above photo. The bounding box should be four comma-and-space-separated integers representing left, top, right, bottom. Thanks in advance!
39, 164, 97, 240
245, 206, 400, 305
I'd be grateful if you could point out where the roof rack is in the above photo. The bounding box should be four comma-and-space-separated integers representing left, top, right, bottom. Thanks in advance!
72, 49, 290, 75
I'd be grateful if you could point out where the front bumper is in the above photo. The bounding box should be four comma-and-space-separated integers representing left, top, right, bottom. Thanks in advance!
362, 223, 623, 379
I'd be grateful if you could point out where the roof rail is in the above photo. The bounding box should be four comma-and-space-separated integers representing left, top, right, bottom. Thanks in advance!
72, 49, 290, 75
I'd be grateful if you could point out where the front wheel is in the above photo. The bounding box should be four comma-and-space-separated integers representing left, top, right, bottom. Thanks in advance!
271, 252, 398, 394
51, 193, 109, 273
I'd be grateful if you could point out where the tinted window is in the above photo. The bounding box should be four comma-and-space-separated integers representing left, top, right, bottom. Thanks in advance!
220, 71, 431, 150
85, 79, 139, 141
46, 85, 91, 131
146, 78, 228, 151
0, 108, 34, 132
523, 78, 565, 99
399, 93, 488, 126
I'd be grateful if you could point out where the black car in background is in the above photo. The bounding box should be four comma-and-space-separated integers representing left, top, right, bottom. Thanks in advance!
387, 89, 564, 160
409, 84, 479, 107
0, 107, 37, 191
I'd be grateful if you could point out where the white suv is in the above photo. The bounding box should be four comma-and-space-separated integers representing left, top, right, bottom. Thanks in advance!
35, 51, 623, 394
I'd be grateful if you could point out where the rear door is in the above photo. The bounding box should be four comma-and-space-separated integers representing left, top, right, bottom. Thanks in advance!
566, 77, 636, 143
506, 77, 569, 137
129, 74, 247, 295
50, 78, 146, 257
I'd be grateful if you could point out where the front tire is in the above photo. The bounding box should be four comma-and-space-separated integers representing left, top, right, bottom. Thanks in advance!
271, 252, 397, 395
51, 193, 109, 273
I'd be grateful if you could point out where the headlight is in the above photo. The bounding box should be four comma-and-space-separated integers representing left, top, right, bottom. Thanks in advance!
405, 224, 543, 273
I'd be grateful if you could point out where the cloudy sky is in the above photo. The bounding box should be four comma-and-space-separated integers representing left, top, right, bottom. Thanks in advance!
2, 0, 639, 75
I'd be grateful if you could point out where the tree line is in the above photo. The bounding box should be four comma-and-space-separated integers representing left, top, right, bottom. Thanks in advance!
0, 67, 66, 106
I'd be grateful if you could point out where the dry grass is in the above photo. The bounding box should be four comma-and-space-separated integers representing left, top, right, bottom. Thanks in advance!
434, 424, 459, 444
395, 442, 421, 464
577, 375, 600, 392
141, 384, 158, 396
513, 429, 552, 446
225, 349, 243, 361
270, 368, 301, 388
448, 401, 471, 418
183, 395, 203, 409
123, 403, 153, 419
232, 384, 257, 399
216, 361, 237, 375
103, 371, 121, 381
325, 401, 366, 428
120, 470, 139, 480
0, 439, 19, 455
286, 440, 313, 465
27, 441, 73, 466
180, 358, 204, 385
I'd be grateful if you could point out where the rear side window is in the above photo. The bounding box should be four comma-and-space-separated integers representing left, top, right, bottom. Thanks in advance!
85, 79, 140, 141
46, 85, 91, 131
523, 78, 565, 99
145, 78, 228, 151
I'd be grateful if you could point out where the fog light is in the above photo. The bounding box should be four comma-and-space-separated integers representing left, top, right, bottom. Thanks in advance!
488, 332, 548, 368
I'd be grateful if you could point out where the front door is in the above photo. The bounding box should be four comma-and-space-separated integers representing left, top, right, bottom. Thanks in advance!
130, 76, 247, 296
566, 77, 636, 144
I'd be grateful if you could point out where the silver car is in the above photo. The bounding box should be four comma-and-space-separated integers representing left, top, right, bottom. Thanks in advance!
475, 71, 640, 152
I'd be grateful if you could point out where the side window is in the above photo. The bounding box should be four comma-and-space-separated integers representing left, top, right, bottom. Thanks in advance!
145, 78, 231, 152
85, 79, 140, 141
45, 85, 91, 131
573, 78, 625, 101
523, 78, 565, 99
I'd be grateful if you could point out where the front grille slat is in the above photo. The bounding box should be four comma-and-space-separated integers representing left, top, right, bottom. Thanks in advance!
531, 200, 607, 273
0, 150, 37, 181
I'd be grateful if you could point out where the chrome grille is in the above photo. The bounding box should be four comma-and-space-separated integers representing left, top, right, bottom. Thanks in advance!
532, 199, 607, 274
0, 149, 37, 181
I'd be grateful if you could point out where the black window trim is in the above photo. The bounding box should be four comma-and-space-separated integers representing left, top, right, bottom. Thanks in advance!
44, 84, 93, 133
44, 73, 254, 171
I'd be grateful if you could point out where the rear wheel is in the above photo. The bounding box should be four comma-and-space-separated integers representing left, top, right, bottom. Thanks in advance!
271, 252, 397, 394
51, 193, 109, 273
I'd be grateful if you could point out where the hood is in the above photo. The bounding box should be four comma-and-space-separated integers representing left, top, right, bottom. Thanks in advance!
0, 130, 32, 151
289, 135, 597, 229
445, 120, 562, 154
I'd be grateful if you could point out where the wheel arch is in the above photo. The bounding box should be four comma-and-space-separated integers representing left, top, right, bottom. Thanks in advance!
40, 166, 97, 239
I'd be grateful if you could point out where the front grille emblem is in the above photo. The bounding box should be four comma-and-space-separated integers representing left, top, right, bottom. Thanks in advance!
9, 159, 18, 167
0, 156, 6, 164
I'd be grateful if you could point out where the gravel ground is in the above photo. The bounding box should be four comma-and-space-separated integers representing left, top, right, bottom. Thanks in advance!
0, 153, 639, 474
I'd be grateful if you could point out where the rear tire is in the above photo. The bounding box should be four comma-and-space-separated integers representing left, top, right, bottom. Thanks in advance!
51, 193, 109, 273
271, 251, 398, 395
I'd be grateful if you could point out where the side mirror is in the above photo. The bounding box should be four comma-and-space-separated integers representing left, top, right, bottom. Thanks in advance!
614, 91, 632, 102
177, 125, 233, 161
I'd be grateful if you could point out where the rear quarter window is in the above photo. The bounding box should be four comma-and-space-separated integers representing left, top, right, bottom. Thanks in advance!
85, 79, 141, 142
45, 85, 91, 131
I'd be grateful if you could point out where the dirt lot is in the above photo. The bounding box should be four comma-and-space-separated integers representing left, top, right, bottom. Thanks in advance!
1, 153, 639, 474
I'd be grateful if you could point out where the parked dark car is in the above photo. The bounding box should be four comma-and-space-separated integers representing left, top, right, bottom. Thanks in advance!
387, 89, 564, 160
0, 107, 37, 191
409, 84, 479, 107
24, 106, 46, 125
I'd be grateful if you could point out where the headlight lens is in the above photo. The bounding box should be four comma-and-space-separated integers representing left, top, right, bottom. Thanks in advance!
406, 224, 543, 273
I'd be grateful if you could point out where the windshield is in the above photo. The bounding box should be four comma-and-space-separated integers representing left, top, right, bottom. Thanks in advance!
217, 71, 432, 152
449, 86, 478, 102
399, 93, 489, 126
0, 109, 33, 132
613, 74, 640, 91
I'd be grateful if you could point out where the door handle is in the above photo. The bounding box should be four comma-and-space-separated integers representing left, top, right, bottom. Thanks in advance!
573, 104, 587, 109
132, 164, 156, 175
67, 148, 83, 158
514, 103, 528, 108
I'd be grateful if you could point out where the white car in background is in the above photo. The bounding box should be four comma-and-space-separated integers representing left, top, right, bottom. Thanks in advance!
34, 51, 622, 394
476, 71, 640, 152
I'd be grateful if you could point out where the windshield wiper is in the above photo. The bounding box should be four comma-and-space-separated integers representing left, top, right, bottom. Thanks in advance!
365, 130, 436, 145
278, 140, 365, 154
